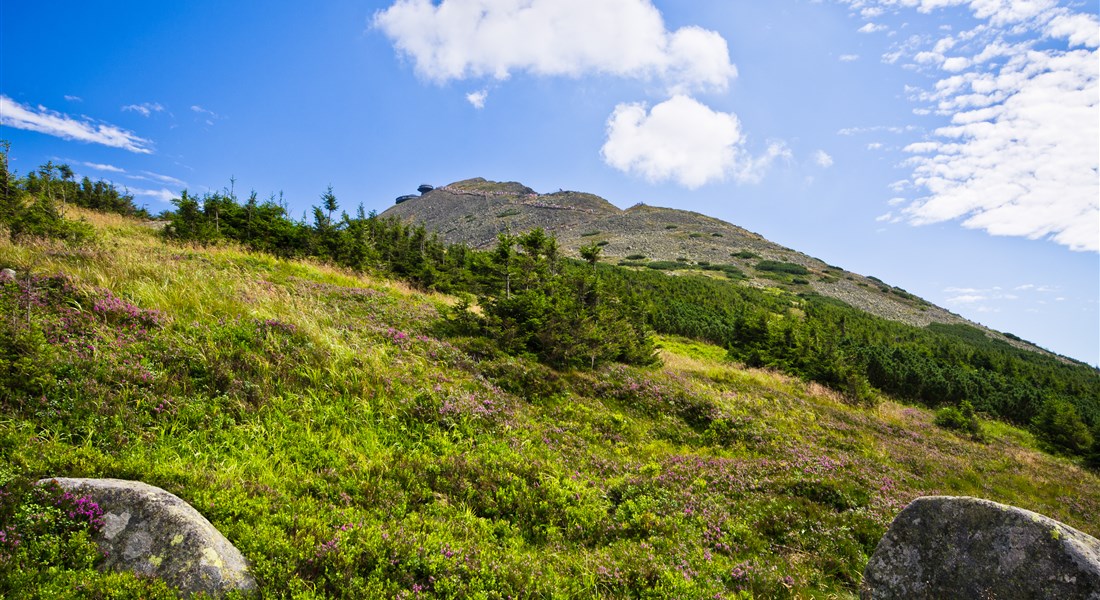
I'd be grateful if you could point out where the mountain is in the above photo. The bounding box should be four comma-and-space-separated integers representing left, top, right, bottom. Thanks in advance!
3, 152, 1099, 597
382, 177, 1039, 352
2, 206, 1098, 599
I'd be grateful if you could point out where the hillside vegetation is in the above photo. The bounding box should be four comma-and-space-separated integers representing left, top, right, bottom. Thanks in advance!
1, 153, 1099, 598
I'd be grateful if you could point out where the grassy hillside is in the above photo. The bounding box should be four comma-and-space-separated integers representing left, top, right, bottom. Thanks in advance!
2, 208, 1098, 599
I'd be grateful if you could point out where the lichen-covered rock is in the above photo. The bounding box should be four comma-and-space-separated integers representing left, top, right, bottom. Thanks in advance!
861, 496, 1100, 599
40, 478, 257, 598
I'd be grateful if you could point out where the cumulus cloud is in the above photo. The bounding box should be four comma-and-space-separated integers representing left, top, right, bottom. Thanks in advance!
841, 0, 1100, 252
0, 95, 153, 154
858, 22, 887, 33
122, 102, 164, 117
373, 0, 737, 93
600, 95, 786, 188
466, 89, 488, 109
814, 150, 834, 167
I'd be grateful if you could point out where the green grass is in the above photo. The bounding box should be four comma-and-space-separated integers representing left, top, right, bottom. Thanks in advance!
2, 208, 1098, 599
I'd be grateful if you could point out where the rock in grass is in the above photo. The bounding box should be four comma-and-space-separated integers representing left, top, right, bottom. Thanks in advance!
0, 268, 15, 281
861, 495, 1100, 599
39, 478, 257, 598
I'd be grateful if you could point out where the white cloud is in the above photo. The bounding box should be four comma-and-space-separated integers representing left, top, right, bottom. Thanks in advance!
466, 89, 488, 109
81, 162, 125, 173
0, 95, 153, 154
941, 56, 970, 71
1045, 13, 1100, 48
859, 22, 888, 33
129, 170, 186, 186
373, 0, 737, 94
842, 0, 1100, 252
903, 46, 1099, 251
814, 150, 834, 167
128, 187, 178, 203
947, 294, 986, 303
190, 105, 216, 116
64, 95, 83, 102
122, 102, 164, 117
839, 53, 861, 61
601, 95, 785, 188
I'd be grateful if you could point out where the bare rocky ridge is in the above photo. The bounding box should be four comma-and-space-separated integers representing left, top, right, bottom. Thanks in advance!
383, 178, 1048, 354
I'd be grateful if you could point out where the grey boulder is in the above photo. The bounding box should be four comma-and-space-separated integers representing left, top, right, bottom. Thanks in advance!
862, 495, 1100, 599
40, 477, 257, 597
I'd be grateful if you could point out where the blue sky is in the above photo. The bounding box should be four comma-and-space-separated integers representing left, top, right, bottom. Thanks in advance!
2, 0, 1098, 365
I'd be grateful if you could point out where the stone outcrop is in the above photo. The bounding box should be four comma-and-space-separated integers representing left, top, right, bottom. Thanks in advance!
40, 478, 257, 598
861, 496, 1100, 599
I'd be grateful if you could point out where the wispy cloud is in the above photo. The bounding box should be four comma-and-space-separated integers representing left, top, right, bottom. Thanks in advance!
81, 161, 126, 173
813, 150, 834, 168
0, 95, 153, 154
122, 102, 165, 117
190, 105, 221, 125
839, 54, 860, 62
129, 170, 186, 186
64, 95, 83, 102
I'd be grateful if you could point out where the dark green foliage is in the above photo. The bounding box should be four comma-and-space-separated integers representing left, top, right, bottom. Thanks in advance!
0, 150, 95, 243
755, 260, 810, 276
700, 264, 746, 279
934, 400, 984, 439
475, 229, 656, 370
646, 261, 693, 271
1032, 399, 1093, 455
624, 254, 646, 260
731, 250, 759, 259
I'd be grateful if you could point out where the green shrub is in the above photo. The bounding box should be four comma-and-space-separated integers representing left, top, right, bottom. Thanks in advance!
1032, 399, 1093, 454
624, 254, 646, 260
646, 261, 692, 271
755, 261, 810, 276
731, 250, 758, 259
935, 401, 984, 440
